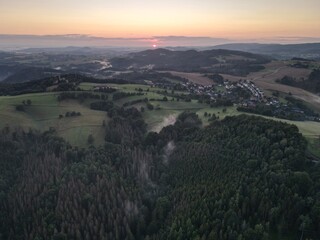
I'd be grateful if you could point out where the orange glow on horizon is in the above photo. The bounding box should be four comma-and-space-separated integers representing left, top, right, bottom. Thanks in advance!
0, 0, 319, 42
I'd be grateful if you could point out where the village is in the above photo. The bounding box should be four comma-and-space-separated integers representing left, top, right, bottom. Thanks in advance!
154, 77, 320, 122
88, 70, 319, 122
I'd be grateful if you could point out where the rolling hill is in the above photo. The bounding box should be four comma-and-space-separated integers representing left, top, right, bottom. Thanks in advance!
1, 66, 62, 83
110, 48, 271, 76
211, 43, 320, 59
277, 69, 320, 94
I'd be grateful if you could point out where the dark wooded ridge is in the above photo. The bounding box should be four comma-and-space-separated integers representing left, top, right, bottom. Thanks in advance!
0, 112, 319, 239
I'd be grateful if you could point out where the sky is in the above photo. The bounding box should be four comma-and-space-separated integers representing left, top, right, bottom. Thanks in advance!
0, 0, 320, 47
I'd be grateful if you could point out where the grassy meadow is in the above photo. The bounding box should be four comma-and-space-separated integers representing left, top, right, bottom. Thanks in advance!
0, 82, 319, 153
0, 93, 108, 147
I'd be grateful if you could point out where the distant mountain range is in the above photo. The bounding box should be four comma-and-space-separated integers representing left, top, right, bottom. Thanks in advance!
210, 43, 320, 59
1, 33, 319, 59
16, 46, 146, 57
0, 48, 272, 83
20, 43, 320, 60
10, 43, 320, 60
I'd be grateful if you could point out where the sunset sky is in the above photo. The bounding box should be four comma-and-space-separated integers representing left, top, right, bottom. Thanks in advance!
0, 0, 320, 46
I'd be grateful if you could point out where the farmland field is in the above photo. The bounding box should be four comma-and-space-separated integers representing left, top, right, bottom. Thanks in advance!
165, 71, 214, 85
0, 93, 107, 147
79, 82, 164, 92
216, 61, 320, 112
1, 83, 320, 150
307, 137, 320, 158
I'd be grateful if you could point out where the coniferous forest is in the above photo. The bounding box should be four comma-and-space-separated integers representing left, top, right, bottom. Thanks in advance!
0, 110, 320, 240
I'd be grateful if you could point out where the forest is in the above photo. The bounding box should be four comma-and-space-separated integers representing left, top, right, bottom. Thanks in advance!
276, 69, 320, 94
0, 109, 319, 240
110, 48, 270, 75
0, 74, 131, 96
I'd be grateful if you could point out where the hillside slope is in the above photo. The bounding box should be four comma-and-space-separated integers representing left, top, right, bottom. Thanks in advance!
110, 48, 271, 76
0, 114, 319, 239
211, 43, 320, 59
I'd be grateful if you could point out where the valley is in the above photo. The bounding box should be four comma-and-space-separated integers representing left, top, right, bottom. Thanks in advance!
0, 47, 320, 239
1, 75, 319, 155
2, 1, 320, 239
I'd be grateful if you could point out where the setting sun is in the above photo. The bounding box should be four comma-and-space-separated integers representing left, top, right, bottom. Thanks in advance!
1, 1, 320, 239
0, 0, 319, 43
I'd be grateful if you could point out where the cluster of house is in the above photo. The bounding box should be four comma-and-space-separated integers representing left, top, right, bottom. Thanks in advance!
180, 79, 266, 104
236, 80, 264, 101
175, 79, 320, 122
144, 76, 319, 122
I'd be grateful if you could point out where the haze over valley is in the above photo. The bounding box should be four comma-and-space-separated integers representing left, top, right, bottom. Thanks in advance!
0, 1, 320, 239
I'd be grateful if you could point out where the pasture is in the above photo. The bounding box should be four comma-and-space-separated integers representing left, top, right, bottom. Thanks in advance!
307, 138, 320, 158
165, 71, 214, 86
0, 93, 107, 147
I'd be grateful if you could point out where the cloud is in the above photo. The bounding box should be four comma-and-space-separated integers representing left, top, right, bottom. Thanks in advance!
236, 36, 320, 44
152, 36, 230, 46
0, 34, 150, 49
273, 36, 320, 43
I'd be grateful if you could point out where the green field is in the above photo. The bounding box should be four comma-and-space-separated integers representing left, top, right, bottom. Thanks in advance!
0, 93, 108, 147
114, 92, 165, 106
142, 109, 179, 132
79, 82, 164, 92
307, 137, 320, 158
79, 82, 188, 96
142, 99, 208, 131
1, 84, 320, 151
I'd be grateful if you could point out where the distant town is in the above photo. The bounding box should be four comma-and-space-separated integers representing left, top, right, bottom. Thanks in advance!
150, 75, 320, 122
